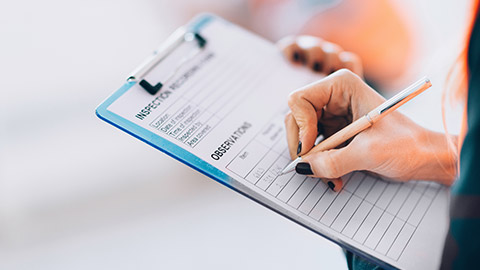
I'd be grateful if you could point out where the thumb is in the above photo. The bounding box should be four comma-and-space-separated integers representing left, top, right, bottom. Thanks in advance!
300, 145, 360, 179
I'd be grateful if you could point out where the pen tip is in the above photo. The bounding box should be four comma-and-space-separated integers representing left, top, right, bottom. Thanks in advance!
277, 157, 302, 177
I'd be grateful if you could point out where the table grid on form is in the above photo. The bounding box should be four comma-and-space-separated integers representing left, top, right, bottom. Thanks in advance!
226, 115, 442, 261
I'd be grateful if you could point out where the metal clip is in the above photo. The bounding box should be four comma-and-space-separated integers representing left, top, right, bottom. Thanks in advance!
127, 29, 208, 95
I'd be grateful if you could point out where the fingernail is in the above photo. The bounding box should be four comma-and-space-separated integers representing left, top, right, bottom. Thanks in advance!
297, 141, 302, 155
296, 162, 313, 175
313, 62, 322, 72
293, 52, 300, 62
328, 181, 336, 191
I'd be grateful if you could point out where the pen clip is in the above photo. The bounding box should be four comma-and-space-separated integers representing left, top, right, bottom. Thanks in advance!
127, 29, 208, 95
376, 77, 431, 115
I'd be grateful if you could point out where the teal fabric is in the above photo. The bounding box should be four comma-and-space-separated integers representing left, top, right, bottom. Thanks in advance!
345, 250, 383, 270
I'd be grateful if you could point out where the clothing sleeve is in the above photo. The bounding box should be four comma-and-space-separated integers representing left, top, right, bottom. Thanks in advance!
345, 250, 384, 270
440, 8, 480, 270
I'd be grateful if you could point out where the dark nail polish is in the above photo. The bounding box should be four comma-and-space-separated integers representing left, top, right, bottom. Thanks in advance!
329, 69, 336, 75
328, 181, 336, 191
296, 162, 313, 175
313, 62, 322, 72
297, 141, 302, 155
293, 52, 300, 62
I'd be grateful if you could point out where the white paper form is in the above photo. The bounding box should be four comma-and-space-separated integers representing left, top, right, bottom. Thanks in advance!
105, 18, 449, 270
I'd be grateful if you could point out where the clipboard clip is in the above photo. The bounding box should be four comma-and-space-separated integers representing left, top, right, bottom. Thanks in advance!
127, 29, 207, 95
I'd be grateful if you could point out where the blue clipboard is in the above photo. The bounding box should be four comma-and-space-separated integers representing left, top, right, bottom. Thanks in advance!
96, 14, 232, 186
96, 13, 397, 270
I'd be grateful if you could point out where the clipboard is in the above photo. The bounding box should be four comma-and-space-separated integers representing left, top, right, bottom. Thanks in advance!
96, 15, 231, 186
96, 14, 449, 270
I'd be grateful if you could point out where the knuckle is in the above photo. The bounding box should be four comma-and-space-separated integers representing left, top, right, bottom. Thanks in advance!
307, 45, 324, 55
336, 68, 355, 78
335, 68, 362, 86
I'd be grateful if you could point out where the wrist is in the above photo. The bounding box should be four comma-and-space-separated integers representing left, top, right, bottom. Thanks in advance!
414, 129, 458, 185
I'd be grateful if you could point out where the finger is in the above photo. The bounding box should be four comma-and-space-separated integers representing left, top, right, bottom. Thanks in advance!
287, 73, 352, 154
303, 45, 326, 73
288, 70, 380, 154
287, 90, 320, 156
320, 177, 343, 192
298, 144, 361, 179
339, 51, 363, 77
285, 112, 300, 160
322, 43, 342, 74
277, 36, 305, 64
294, 36, 326, 72
288, 71, 352, 126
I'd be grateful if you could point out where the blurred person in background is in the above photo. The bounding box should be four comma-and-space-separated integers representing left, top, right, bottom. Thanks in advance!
248, 0, 413, 90
182, 0, 413, 90
278, 1, 479, 269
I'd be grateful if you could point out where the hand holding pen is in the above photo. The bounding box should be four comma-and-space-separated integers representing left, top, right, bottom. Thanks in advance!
280, 69, 457, 191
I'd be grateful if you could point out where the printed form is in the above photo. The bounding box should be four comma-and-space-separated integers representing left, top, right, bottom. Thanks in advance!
106, 19, 449, 270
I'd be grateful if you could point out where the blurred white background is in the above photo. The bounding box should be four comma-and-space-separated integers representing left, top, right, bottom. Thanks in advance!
0, 0, 469, 269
